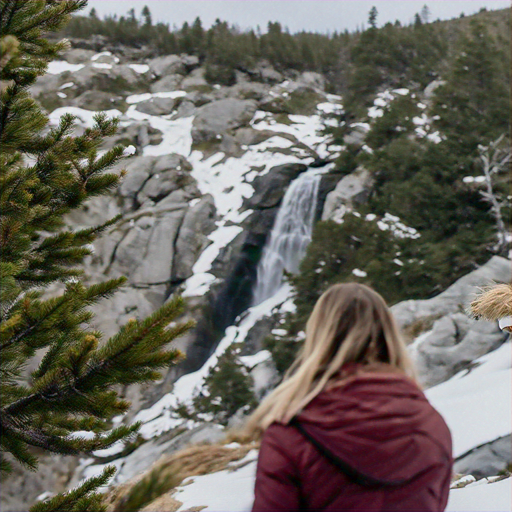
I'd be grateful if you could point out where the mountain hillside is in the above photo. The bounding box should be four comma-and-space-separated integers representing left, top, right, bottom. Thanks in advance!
2, 5, 511, 511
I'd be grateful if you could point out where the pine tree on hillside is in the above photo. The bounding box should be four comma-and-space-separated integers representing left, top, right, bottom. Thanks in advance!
0, 2, 193, 510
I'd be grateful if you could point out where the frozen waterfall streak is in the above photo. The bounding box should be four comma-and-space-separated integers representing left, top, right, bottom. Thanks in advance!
253, 170, 321, 305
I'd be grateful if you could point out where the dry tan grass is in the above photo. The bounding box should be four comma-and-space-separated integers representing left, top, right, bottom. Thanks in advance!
104, 441, 259, 512
469, 284, 512, 321
401, 314, 444, 344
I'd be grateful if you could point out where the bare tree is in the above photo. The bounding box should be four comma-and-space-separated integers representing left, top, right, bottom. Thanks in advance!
477, 135, 511, 255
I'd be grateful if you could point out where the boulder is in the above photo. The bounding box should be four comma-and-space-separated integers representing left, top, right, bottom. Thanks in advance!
392, 256, 512, 330
135, 96, 178, 116
454, 435, 511, 479
392, 256, 512, 387
118, 154, 192, 209
106, 204, 187, 286
245, 163, 308, 210
181, 54, 200, 71
148, 55, 185, 78
192, 99, 257, 143
181, 67, 208, 89
72, 90, 120, 110
343, 124, 369, 146
424, 79, 446, 99
71, 64, 141, 93
150, 74, 183, 93
409, 313, 505, 387
250, 358, 280, 400
173, 195, 217, 281
297, 71, 326, 91
250, 62, 283, 84
321, 167, 373, 221
61, 48, 96, 64
230, 81, 269, 101
31, 73, 62, 98
173, 100, 196, 119
0, 453, 79, 512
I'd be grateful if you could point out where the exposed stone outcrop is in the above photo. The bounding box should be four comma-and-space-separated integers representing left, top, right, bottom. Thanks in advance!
150, 74, 183, 93
393, 256, 511, 387
136, 96, 179, 116
454, 435, 512, 479
192, 99, 257, 143
321, 166, 373, 221
148, 54, 186, 77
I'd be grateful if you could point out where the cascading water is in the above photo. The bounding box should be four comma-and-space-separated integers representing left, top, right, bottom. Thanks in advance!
253, 169, 321, 305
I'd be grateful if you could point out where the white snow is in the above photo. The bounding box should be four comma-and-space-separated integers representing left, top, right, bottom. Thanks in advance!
126, 91, 187, 104
128, 64, 150, 74
135, 286, 292, 439
374, 213, 420, 239
175, 460, 257, 512
122, 145, 136, 156
463, 176, 486, 184
92, 63, 112, 70
57, 92, 67, 98
352, 268, 367, 277
446, 477, 511, 512
49, 107, 122, 128
240, 350, 272, 368
59, 82, 74, 89
426, 341, 512, 457
46, 61, 84, 74
91, 51, 119, 63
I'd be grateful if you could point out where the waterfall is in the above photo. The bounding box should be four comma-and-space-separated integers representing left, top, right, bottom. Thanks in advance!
253, 170, 321, 305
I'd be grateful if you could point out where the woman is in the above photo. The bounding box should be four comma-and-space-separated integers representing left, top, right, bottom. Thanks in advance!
247, 283, 452, 512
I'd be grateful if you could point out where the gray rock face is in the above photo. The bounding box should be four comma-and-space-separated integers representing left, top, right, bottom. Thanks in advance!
392, 256, 512, 387
192, 99, 257, 143
344, 124, 368, 146
173, 195, 217, 281
72, 423, 225, 488
424, 79, 447, 99
409, 313, 505, 387
150, 74, 183, 93
135, 96, 178, 116
297, 71, 326, 91
245, 163, 308, 210
181, 67, 208, 89
61, 48, 96, 64
454, 435, 512, 479
69, 64, 142, 93
0, 453, 78, 512
118, 154, 193, 210
148, 55, 185, 78
321, 167, 373, 221
250, 359, 280, 400
393, 256, 512, 330
72, 90, 119, 110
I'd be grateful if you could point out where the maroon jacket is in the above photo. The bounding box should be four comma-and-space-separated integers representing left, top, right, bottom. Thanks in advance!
252, 368, 452, 512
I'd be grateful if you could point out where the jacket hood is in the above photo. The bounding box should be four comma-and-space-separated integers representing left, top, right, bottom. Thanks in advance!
296, 367, 452, 485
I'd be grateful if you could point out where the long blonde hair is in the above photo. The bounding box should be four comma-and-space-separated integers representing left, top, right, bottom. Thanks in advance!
246, 283, 416, 435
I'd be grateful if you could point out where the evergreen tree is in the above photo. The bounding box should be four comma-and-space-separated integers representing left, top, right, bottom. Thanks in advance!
0, 2, 193, 510
141, 5, 152, 27
368, 6, 378, 29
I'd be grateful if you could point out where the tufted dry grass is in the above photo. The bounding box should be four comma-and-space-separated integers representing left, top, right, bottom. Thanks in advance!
104, 441, 258, 512
469, 284, 512, 321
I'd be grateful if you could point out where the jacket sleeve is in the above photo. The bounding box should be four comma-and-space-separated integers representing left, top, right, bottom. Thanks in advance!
252, 424, 301, 512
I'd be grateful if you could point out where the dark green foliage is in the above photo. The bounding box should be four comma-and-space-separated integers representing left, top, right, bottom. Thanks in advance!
193, 346, 257, 425
263, 332, 301, 377
114, 464, 179, 512
0, 2, 193, 510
